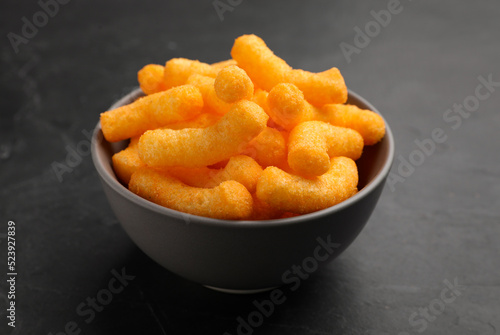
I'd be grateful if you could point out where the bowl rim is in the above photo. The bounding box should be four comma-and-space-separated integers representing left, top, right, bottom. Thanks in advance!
91, 88, 395, 229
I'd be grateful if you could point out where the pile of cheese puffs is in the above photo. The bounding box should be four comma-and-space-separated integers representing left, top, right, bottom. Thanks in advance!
100, 34, 385, 220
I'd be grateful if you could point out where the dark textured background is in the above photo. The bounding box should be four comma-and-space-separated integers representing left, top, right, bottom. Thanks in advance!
1, 0, 499, 334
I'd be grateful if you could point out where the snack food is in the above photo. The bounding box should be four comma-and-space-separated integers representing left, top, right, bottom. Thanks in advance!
138, 100, 268, 168
214, 65, 254, 103
111, 113, 221, 185
231, 34, 347, 106
129, 167, 253, 220
102, 34, 386, 220
267, 82, 385, 145
137, 64, 166, 95
167, 155, 262, 193
267, 83, 314, 130
163, 58, 218, 89
211, 59, 238, 71
186, 74, 232, 115
320, 104, 385, 146
241, 127, 287, 168
288, 121, 363, 177
256, 157, 359, 214
100, 85, 203, 142
111, 136, 144, 185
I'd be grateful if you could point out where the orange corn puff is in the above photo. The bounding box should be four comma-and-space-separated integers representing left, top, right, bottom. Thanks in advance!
100, 85, 203, 142
256, 157, 358, 214
267, 83, 385, 145
214, 65, 254, 103
242, 127, 287, 168
288, 121, 363, 177
168, 155, 263, 193
187, 74, 232, 115
231, 34, 290, 91
249, 194, 284, 220
164, 58, 218, 89
138, 100, 269, 168
320, 104, 386, 145
129, 167, 253, 220
137, 64, 166, 95
111, 136, 145, 185
252, 89, 270, 114
267, 83, 315, 130
231, 34, 347, 106
163, 112, 221, 130
211, 59, 238, 71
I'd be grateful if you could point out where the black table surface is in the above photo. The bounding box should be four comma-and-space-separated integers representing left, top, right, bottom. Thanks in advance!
1, 0, 499, 334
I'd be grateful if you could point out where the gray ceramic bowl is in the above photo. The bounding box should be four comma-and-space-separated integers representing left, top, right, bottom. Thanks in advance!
91, 88, 394, 293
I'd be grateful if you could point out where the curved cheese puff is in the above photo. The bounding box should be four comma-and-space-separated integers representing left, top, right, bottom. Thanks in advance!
168, 155, 263, 193
214, 65, 254, 103
267, 83, 314, 130
288, 121, 363, 177
100, 85, 203, 142
231, 34, 347, 106
112, 136, 144, 185
137, 64, 167, 95
138, 100, 269, 168
187, 74, 232, 115
256, 157, 358, 214
320, 104, 386, 145
164, 58, 218, 89
267, 83, 385, 145
241, 127, 287, 168
162, 112, 221, 130
129, 167, 253, 220
231, 34, 290, 91
111, 113, 220, 185
284, 67, 347, 106
211, 59, 238, 71
145, 59, 238, 94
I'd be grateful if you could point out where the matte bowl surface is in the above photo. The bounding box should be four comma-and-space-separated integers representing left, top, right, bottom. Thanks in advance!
91, 88, 395, 291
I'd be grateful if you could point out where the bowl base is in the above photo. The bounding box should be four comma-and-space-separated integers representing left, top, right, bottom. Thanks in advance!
203, 285, 278, 294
